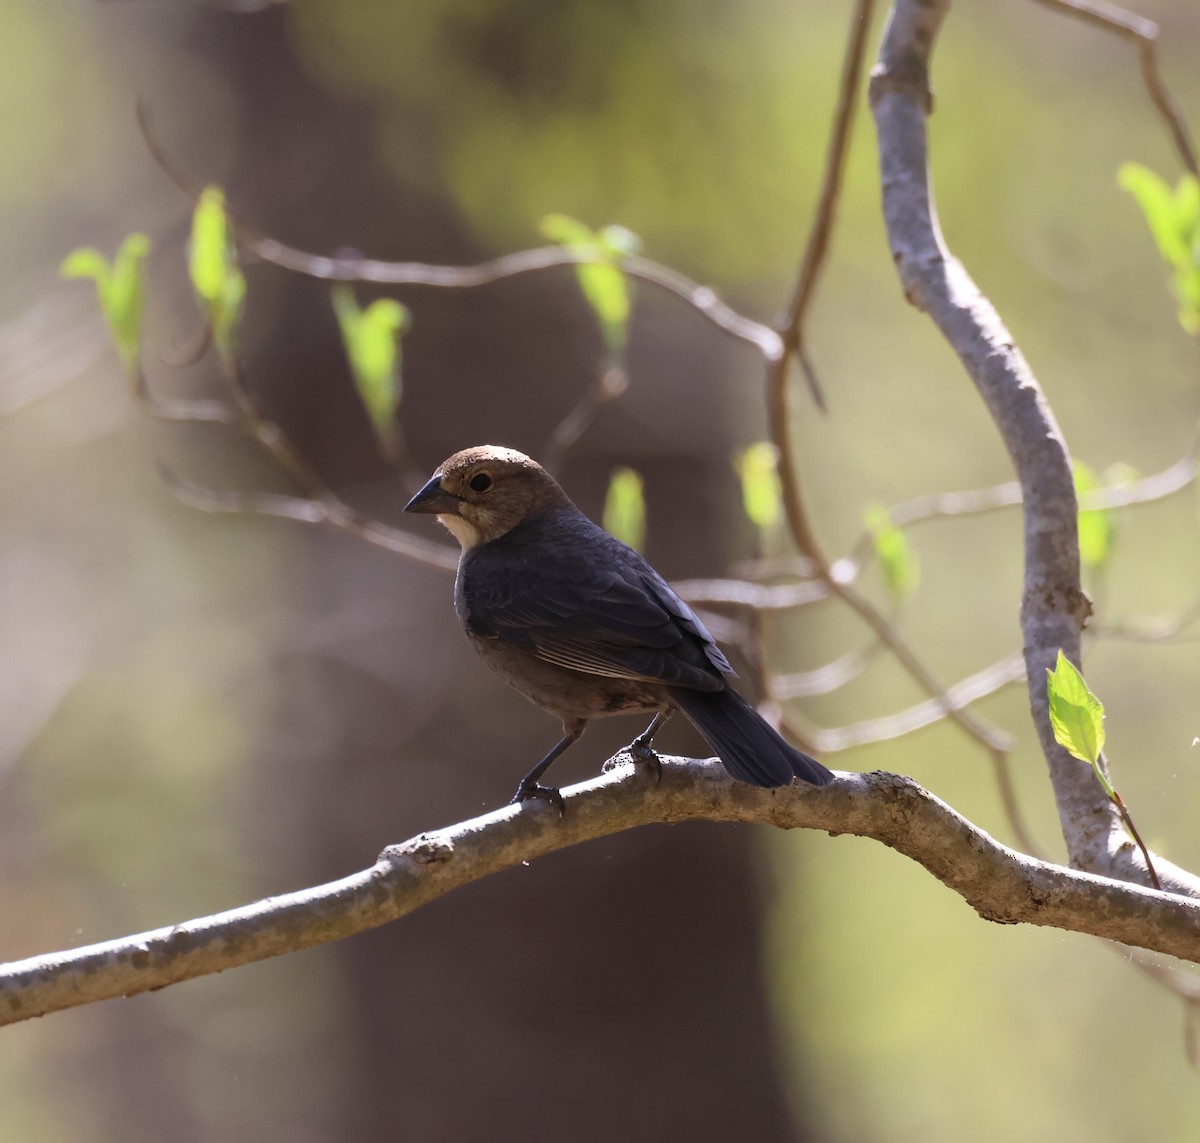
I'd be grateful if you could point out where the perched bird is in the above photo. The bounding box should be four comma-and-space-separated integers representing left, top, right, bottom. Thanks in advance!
404, 445, 834, 807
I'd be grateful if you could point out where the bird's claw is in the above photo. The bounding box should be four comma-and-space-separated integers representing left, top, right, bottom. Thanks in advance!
626, 740, 663, 784
511, 781, 565, 816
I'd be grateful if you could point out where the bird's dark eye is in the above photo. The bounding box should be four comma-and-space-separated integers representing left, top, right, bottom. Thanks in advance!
469, 472, 493, 493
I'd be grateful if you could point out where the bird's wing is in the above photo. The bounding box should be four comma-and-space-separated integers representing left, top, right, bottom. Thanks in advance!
462, 547, 727, 692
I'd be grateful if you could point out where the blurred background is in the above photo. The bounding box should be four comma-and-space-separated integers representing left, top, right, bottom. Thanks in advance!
2, 1, 1200, 1139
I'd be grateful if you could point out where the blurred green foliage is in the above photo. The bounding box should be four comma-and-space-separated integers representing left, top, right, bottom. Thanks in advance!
1119, 163, 1200, 334
603, 466, 646, 552
735, 441, 783, 534
60, 234, 151, 372
1074, 459, 1116, 574
864, 503, 919, 601
539, 213, 639, 367
189, 187, 246, 357
331, 283, 410, 460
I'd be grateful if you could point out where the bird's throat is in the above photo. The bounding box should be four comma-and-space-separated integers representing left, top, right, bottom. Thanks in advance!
438, 513, 481, 549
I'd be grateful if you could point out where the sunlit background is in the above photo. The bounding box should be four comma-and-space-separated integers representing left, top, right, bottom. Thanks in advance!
2, 2, 1199, 1140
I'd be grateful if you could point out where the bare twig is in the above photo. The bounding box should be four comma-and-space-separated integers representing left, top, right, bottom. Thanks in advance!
3, 760, 1199, 1028
1093, 596, 1200, 642
542, 368, 628, 476
845, 440, 1198, 567
1107, 783, 1162, 891
132, 368, 237, 426
137, 102, 784, 361
1031, 0, 1199, 176
774, 638, 884, 699
673, 576, 831, 610
807, 651, 1026, 751
760, 0, 1013, 778
781, 0, 878, 410
161, 467, 458, 569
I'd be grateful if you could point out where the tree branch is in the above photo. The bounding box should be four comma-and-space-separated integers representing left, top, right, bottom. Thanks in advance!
869, 0, 1178, 892
3, 758, 1199, 1028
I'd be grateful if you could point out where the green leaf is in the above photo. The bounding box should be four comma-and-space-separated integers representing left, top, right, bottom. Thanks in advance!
604, 467, 645, 553
331, 284, 410, 460
734, 443, 781, 532
540, 213, 637, 364
60, 233, 152, 371
1046, 650, 1106, 768
1074, 460, 1115, 571
865, 504, 919, 599
60, 247, 113, 287
1119, 163, 1190, 266
189, 187, 246, 356
1119, 164, 1200, 336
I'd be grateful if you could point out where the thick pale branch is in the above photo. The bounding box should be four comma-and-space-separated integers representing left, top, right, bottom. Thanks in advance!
870, 0, 1163, 887
4, 759, 1199, 1028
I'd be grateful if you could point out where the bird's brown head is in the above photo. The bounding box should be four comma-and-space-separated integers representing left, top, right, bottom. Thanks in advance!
403, 445, 571, 548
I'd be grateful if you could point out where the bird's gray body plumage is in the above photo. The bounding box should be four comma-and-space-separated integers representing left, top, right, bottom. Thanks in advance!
456, 504, 833, 789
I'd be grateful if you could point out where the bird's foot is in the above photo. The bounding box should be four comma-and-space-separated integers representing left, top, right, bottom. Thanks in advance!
625, 738, 663, 784
511, 780, 565, 816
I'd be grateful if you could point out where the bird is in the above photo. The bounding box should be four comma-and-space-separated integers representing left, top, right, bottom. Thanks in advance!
404, 445, 834, 808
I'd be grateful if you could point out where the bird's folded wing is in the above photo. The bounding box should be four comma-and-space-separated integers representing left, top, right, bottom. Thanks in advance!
466, 564, 725, 691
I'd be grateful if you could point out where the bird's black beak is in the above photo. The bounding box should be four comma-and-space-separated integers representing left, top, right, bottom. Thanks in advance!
404, 474, 462, 515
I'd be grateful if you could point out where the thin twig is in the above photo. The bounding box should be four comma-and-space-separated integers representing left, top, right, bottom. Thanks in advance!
1092, 596, 1200, 642
842, 441, 1198, 569
1031, 0, 1199, 176
808, 651, 1026, 752
542, 368, 628, 476
673, 576, 831, 609
781, 0, 878, 410
136, 102, 784, 361
218, 352, 334, 498
774, 639, 884, 699
1108, 787, 1162, 891
132, 368, 238, 426
762, 0, 1013, 767
160, 466, 458, 570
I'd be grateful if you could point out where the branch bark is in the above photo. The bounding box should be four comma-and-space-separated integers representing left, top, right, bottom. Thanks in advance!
868, 0, 1200, 898
3, 758, 1199, 1028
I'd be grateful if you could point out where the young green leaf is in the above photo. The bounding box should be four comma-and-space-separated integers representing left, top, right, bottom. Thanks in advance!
189, 187, 246, 356
734, 443, 781, 532
1119, 163, 1190, 265
1046, 650, 1106, 768
1074, 460, 1115, 571
540, 214, 638, 365
331, 284, 410, 460
604, 467, 646, 553
1118, 163, 1200, 335
60, 233, 152, 371
865, 504, 919, 599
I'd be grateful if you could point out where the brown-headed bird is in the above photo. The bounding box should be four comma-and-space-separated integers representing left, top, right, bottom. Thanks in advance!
405, 445, 834, 807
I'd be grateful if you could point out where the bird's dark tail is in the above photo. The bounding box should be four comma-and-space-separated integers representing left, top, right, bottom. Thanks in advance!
667, 685, 834, 788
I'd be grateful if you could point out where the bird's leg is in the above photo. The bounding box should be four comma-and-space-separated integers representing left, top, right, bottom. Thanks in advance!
625, 710, 671, 782
511, 721, 585, 813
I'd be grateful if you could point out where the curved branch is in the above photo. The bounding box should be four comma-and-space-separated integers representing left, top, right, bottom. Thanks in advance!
3, 759, 1199, 1027
870, 0, 1124, 875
